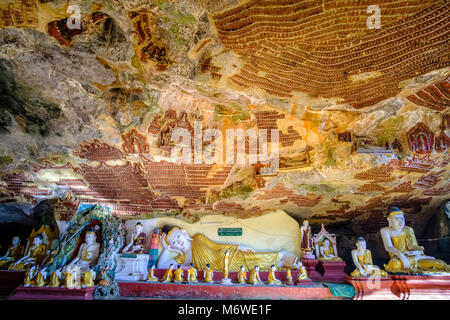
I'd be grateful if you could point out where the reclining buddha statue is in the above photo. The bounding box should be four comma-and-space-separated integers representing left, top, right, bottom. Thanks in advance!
157, 226, 300, 271
380, 207, 449, 274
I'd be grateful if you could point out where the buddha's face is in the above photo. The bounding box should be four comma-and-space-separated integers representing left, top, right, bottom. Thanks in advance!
33, 237, 42, 246
356, 240, 366, 251
12, 237, 20, 246
389, 214, 405, 231
136, 224, 143, 233
167, 229, 190, 251
323, 239, 330, 247
85, 233, 96, 245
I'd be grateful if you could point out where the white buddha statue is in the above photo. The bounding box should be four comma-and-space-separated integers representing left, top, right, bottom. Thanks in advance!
121, 222, 146, 254
66, 228, 100, 274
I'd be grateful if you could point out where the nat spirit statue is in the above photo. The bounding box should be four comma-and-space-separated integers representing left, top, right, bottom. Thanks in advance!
10, 234, 47, 270
0, 236, 24, 269
121, 222, 146, 254
350, 237, 387, 277
158, 227, 300, 271
380, 208, 449, 274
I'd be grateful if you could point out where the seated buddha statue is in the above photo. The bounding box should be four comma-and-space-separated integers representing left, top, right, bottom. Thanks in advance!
121, 222, 146, 254
319, 239, 343, 262
380, 208, 449, 274
350, 237, 388, 277
173, 265, 184, 283
267, 265, 282, 285
187, 263, 197, 283
146, 265, 159, 282
161, 264, 174, 282
237, 265, 247, 284
0, 236, 24, 269
9, 234, 47, 271
66, 228, 100, 274
157, 226, 300, 271
203, 264, 214, 283
248, 265, 262, 285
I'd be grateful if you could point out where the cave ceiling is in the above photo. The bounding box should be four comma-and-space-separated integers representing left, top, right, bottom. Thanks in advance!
0, 0, 449, 231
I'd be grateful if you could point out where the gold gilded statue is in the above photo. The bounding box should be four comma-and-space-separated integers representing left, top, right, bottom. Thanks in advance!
237, 265, 247, 284
319, 239, 343, 262
248, 265, 262, 285
296, 261, 309, 281
158, 227, 299, 271
48, 266, 63, 288
267, 265, 282, 285
23, 265, 37, 287
161, 264, 174, 282
9, 234, 47, 271
34, 267, 48, 287
187, 263, 197, 283
350, 237, 388, 277
0, 236, 24, 269
380, 208, 449, 274
173, 265, 184, 283
82, 266, 96, 288
203, 264, 214, 283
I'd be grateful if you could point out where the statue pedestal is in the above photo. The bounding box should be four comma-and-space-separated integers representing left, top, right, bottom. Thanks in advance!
317, 261, 347, 283
296, 279, 314, 286
391, 274, 450, 300
344, 276, 396, 300
221, 278, 232, 285
10, 286, 95, 300
301, 259, 322, 281
115, 254, 149, 281
0, 270, 26, 297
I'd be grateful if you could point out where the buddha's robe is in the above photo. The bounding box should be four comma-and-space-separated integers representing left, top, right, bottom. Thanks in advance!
146, 270, 158, 282
125, 232, 146, 254
267, 270, 281, 285
175, 234, 279, 271
187, 267, 197, 282
296, 266, 309, 280
48, 271, 61, 288
173, 268, 184, 282
237, 270, 247, 283
9, 244, 47, 271
0, 245, 24, 269
203, 269, 213, 283
248, 270, 262, 285
83, 271, 95, 287
161, 269, 173, 282
351, 249, 388, 277
319, 246, 342, 262
385, 227, 449, 274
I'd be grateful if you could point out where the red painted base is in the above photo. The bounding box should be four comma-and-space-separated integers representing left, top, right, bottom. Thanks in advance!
317, 261, 347, 283
391, 275, 450, 300
10, 286, 95, 300
344, 276, 397, 300
118, 281, 333, 299
301, 259, 323, 281
0, 271, 26, 297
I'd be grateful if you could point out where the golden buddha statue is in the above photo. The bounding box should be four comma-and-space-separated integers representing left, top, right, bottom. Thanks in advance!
0, 236, 24, 269
161, 264, 174, 282
9, 234, 47, 271
319, 239, 343, 262
173, 265, 184, 283
267, 265, 282, 285
146, 265, 159, 282
82, 266, 96, 288
203, 264, 214, 283
23, 265, 37, 287
48, 267, 63, 288
296, 261, 309, 281
380, 208, 450, 274
285, 268, 293, 284
223, 250, 230, 279
248, 265, 262, 285
187, 263, 197, 283
237, 265, 247, 284
35, 267, 47, 287
157, 227, 300, 272
350, 237, 388, 277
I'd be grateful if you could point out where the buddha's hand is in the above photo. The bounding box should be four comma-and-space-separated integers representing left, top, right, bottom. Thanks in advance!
399, 254, 411, 270
238, 246, 255, 252
406, 250, 422, 256
161, 233, 167, 249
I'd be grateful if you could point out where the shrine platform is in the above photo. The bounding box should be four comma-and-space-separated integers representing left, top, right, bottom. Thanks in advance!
0, 271, 26, 298
390, 275, 450, 300
344, 276, 397, 300
9, 286, 95, 300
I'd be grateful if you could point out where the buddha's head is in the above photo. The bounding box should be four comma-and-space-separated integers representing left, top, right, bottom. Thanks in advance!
190, 263, 194, 268
169, 264, 174, 270
225, 250, 229, 257
206, 263, 211, 269
33, 235, 43, 246
323, 238, 331, 248
255, 265, 260, 271
356, 237, 366, 250
12, 236, 20, 246
85, 231, 97, 245
164, 227, 193, 252
135, 222, 143, 234
271, 264, 276, 271
387, 208, 405, 231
